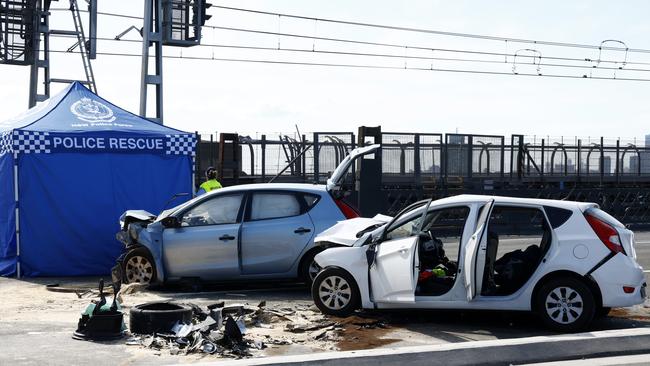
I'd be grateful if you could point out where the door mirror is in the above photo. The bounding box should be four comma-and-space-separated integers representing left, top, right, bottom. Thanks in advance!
161, 216, 181, 228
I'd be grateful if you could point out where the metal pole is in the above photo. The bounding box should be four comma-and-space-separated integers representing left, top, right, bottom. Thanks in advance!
13, 152, 20, 278
88, 0, 97, 59
139, 0, 152, 117
28, 0, 43, 108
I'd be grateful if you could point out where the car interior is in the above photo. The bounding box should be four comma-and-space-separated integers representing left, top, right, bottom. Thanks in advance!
415, 206, 470, 296
480, 206, 552, 296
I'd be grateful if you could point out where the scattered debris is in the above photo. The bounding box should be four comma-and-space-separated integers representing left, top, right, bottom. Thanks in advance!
72, 279, 125, 341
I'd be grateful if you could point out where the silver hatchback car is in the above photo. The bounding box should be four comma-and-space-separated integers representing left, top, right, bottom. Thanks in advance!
114, 145, 379, 285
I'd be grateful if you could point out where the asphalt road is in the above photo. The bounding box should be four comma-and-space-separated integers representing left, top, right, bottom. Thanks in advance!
1, 231, 649, 366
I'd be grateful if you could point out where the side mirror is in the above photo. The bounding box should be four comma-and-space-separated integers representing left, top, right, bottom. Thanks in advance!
161, 216, 181, 228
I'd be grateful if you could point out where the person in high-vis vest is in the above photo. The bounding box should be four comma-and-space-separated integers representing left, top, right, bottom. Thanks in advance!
196, 166, 223, 196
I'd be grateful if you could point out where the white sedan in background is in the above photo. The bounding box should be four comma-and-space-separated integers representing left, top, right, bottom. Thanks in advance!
311, 195, 646, 332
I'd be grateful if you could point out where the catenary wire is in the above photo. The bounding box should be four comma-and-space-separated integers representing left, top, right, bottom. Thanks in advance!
50, 6, 650, 55
48, 33, 650, 73
211, 5, 650, 54
46, 48, 650, 82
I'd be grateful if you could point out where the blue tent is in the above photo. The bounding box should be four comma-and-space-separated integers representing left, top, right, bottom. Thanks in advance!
0, 82, 196, 277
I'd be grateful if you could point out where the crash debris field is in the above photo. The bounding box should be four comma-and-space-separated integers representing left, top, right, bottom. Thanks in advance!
1, 276, 649, 365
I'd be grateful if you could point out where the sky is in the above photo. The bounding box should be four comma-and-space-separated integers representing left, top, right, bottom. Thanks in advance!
1, 0, 650, 143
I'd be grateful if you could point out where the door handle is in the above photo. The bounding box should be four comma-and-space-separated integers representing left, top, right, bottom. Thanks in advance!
219, 234, 236, 241
294, 227, 312, 234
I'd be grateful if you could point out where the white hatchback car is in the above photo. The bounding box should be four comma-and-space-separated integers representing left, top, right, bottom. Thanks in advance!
311, 195, 646, 331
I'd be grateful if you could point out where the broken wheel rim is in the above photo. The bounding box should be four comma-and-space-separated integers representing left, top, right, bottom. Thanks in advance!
318, 275, 352, 310
545, 286, 584, 324
125, 255, 154, 284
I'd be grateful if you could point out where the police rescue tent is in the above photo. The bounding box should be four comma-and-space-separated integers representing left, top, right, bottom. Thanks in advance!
0, 82, 196, 277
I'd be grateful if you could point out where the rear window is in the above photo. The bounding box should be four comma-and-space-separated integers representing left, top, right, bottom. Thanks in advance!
585, 207, 625, 228
302, 193, 321, 211
543, 206, 573, 229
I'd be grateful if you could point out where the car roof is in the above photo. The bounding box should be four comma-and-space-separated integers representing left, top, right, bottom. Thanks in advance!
205, 183, 328, 196
430, 194, 596, 211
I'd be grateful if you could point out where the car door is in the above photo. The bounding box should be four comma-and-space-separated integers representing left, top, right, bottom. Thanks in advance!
239, 191, 315, 275
162, 193, 244, 280
369, 200, 431, 303
463, 200, 494, 301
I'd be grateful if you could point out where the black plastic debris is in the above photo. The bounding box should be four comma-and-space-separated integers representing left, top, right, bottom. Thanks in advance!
72, 279, 125, 341
223, 316, 243, 343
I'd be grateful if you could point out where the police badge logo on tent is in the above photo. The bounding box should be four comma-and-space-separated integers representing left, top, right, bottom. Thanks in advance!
70, 97, 116, 123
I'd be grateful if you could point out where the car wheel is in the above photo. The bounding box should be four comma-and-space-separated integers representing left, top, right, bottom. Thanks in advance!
535, 277, 595, 332
312, 267, 360, 317
123, 248, 157, 285
299, 249, 323, 285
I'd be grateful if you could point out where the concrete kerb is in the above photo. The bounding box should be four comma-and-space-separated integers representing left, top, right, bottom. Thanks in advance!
180, 328, 650, 366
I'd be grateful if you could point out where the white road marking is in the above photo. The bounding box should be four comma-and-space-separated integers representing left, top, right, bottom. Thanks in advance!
184, 328, 650, 366
519, 353, 650, 365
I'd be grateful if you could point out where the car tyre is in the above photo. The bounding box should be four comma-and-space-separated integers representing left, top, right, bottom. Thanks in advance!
299, 248, 324, 285
129, 301, 193, 334
312, 267, 360, 317
123, 248, 157, 285
534, 277, 595, 332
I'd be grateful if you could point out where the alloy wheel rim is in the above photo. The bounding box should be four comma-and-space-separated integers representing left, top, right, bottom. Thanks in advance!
125, 255, 153, 284
545, 286, 584, 324
318, 275, 352, 310
308, 260, 321, 281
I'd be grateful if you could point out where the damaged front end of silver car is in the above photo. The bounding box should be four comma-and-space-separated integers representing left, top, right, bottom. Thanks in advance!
112, 210, 158, 284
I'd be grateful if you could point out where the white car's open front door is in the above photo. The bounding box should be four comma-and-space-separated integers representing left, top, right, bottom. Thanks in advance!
463, 200, 494, 301
368, 199, 431, 304
370, 236, 419, 303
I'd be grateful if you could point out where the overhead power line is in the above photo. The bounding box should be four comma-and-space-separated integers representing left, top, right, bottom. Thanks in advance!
51, 6, 650, 54
48, 33, 650, 73
47, 49, 650, 82
212, 5, 650, 54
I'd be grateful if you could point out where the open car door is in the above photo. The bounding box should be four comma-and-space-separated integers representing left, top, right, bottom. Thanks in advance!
369, 200, 431, 303
463, 200, 494, 301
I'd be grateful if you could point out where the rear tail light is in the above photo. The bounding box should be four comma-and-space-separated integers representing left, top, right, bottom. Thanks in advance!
585, 213, 626, 255
335, 199, 360, 219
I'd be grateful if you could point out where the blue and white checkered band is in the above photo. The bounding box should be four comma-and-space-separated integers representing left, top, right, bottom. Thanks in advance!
166, 134, 196, 156
13, 130, 51, 154
0, 131, 13, 155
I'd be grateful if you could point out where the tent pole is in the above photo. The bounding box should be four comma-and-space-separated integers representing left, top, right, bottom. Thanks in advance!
13, 152, 21, 279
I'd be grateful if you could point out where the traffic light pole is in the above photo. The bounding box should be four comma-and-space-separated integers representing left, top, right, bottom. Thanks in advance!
139, 0, 164, 124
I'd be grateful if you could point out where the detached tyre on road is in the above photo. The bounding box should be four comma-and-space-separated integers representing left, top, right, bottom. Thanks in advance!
312, 267, 360, 317
123, 248, 157, 285
129, 302, 193, 334
534, 277, 596, 332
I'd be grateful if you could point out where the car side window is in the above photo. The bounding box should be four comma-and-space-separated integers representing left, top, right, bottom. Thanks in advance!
250, 192, 301, 221
181, 194, 243, 227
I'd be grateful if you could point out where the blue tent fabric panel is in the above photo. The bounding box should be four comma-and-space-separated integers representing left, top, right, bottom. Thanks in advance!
18, 152, 192, 276
0, 153, 16, 276
21, 82, 190, 135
